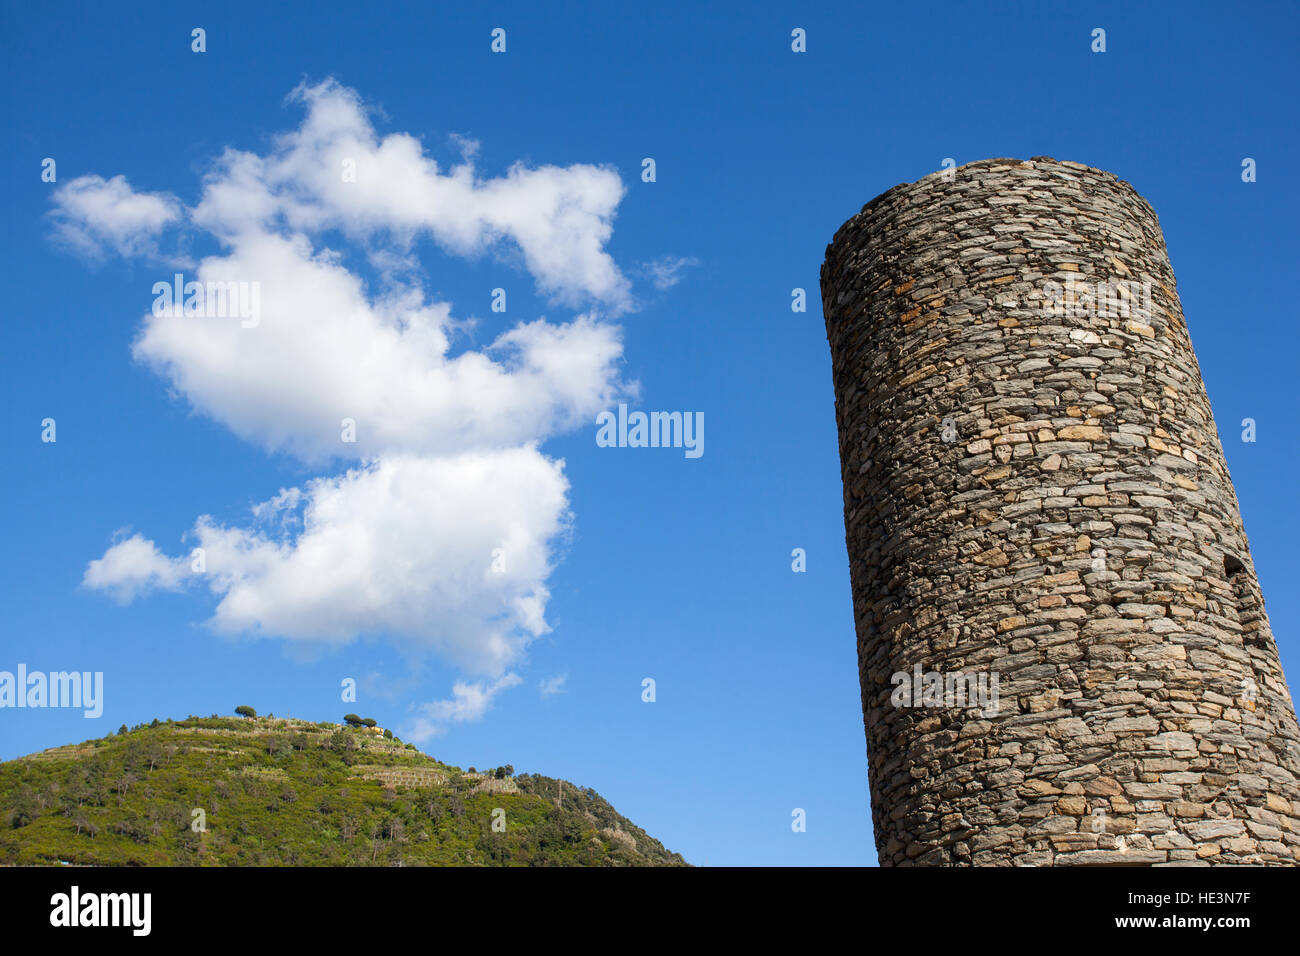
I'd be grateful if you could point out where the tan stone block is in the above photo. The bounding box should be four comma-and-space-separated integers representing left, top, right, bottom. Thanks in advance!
1084, 777, 1123, 797
973, 548, 1009, 567
1044, 570, 1079, 585
1021, 778, 1061, 796
1265, 793, 1291, 815
1056, 796, 1088, 815
898, 364, 938, 387
1059, 425, 1104, 440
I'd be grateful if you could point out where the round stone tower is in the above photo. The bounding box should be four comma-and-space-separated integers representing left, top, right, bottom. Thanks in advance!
821, 157, 1300, 866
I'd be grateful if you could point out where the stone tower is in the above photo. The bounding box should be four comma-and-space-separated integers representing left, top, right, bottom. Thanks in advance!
821, 157, 1300, 865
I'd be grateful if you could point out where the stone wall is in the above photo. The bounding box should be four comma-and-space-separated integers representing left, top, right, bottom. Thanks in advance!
471, 775, 520, 795
820, 157, 1300, 865
356, 766, 448, 788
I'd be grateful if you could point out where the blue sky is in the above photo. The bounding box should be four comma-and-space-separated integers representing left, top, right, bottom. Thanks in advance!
2, 1, 1297, 867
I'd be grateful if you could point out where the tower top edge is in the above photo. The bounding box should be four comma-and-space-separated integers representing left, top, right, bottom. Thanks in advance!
828, 156, 1156, 249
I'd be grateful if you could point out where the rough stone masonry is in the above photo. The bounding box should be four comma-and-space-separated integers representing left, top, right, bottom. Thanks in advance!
821, 157, 1300, 865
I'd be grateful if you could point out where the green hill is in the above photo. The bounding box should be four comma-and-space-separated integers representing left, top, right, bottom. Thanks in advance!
0, 714, 686, 866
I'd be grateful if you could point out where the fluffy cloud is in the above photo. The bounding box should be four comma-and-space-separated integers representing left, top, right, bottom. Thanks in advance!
85, 449, 569, 675
132, 231, 627, 463
49, 174, 182, 260
192, 79, 631, 310
69, 80, 649, 729
83, 533, 188, 602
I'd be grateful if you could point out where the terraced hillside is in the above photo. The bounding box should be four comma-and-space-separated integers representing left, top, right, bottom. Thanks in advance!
0, 715, 686, 866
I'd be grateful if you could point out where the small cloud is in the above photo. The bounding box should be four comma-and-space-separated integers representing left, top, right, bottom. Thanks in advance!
539, 674, 567, 697
82, 532, 189, 603
449, 133, 480, 163
641, 255, 699, 291
48, 174, 182, 261
405, 672, 523, 743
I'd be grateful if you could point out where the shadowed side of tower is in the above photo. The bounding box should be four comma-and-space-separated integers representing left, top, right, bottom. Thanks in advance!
821, 157, 1300, 866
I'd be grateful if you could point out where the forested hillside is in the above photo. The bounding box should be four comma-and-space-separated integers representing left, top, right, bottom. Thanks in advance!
0, 714, 686, 866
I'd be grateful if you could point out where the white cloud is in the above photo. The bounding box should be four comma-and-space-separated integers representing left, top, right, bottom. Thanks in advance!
49, 174, 182, 260
132, 231, 629, 464
193, 79, 631, 311
642, 255, 699, 290
406, 673, 524, 743
539, 674, 568, 697
448, 133, 480, 162
115, 79, 636, 466
82, 532, 188, 602
88, 449, 569, 675
71, 80, 635, 731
